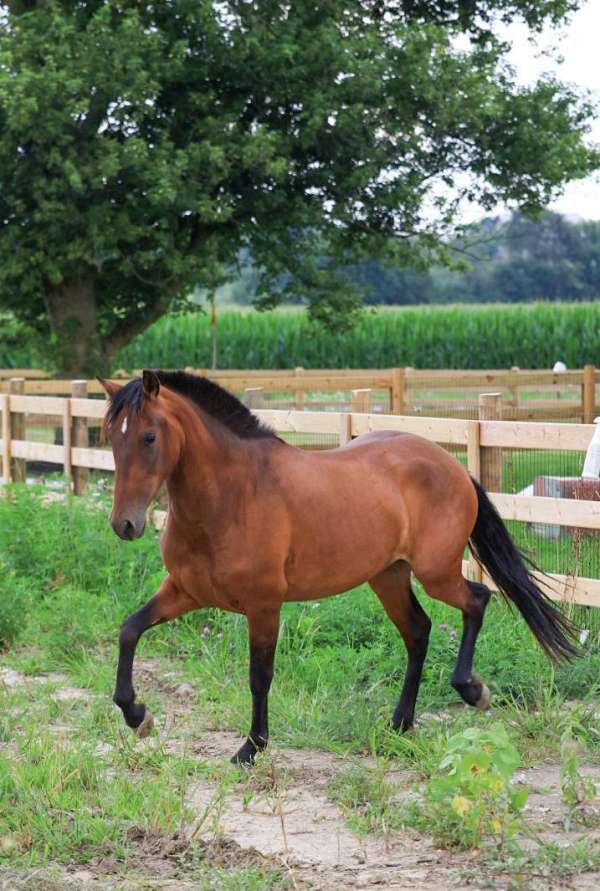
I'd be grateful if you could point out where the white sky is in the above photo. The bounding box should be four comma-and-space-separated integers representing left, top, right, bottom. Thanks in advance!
459, 0, 600, 222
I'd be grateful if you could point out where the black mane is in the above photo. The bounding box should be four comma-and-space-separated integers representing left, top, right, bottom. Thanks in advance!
105, 370, 277, 440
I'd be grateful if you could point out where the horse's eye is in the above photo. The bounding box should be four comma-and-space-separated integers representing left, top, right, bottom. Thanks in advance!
144, 432, 156, 446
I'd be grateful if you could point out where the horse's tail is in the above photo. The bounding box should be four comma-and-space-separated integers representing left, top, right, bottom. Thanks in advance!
468, 477, 579, 663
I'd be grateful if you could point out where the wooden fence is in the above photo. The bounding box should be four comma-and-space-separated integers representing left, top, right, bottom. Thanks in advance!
1, 389, 600, 607
1, 365, 597, 422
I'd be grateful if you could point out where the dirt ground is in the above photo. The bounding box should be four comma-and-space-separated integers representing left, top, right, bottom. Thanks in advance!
1, 662, 599, 891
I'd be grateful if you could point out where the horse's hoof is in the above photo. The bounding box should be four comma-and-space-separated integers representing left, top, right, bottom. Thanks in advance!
472, 675, 491, 710
133, 709, 154, 739
231, 739, 261, 766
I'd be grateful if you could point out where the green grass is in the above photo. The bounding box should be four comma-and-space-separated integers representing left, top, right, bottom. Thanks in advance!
113, 303, 600, 371
1, 486, 599, 743
1, 487, 600, 885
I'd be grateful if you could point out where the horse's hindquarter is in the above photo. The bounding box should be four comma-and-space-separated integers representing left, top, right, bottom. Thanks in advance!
278, 431, 477, 600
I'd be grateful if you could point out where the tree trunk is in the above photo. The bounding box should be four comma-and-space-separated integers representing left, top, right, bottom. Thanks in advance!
46, 275, 101, 377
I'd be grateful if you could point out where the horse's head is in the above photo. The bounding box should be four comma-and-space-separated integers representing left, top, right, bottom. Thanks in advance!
99, 371, 181, 540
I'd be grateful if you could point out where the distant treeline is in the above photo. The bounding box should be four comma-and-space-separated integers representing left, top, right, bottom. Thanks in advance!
202, 211, 600, 307
350, 212, 600, 305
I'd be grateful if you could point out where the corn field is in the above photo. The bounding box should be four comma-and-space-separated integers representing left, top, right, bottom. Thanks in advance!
116, 303, 600, 370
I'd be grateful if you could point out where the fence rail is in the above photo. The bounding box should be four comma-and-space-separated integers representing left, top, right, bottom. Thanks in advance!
1, 389, 600, 607
1, 365, 597, 422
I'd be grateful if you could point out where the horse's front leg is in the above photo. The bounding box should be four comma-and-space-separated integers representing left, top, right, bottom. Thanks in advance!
231, 606, 281, 766
113, 577, 196, 737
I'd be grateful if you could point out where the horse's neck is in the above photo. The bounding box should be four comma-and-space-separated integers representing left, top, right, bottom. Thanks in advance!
165, 399, 248, 526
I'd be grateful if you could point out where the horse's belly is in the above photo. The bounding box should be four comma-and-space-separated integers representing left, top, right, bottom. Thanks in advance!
283, 512, 405, 601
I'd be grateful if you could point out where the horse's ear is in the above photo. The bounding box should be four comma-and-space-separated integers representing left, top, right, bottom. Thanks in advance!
97, 377, 122, 399
142, 369, 160, 399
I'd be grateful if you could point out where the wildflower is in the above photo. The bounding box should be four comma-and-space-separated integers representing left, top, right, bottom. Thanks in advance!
451, 795, 471, 818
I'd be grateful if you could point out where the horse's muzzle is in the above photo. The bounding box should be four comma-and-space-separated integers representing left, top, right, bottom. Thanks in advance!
111, 515, 146, 540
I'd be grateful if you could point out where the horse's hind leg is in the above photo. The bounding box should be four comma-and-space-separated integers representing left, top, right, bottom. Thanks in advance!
369, 560, 431, 731
419, 569, 491, 709
113, 577, 196, 737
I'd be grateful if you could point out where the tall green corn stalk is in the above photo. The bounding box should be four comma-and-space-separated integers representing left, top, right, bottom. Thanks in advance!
115, 303, 600, 370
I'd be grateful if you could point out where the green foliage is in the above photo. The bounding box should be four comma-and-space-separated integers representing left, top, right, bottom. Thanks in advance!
406, 724, 528, 849
0, 2, 596, 372
117, 302, 600, 370
0, 314, 45, 368
560, 731, 598, 830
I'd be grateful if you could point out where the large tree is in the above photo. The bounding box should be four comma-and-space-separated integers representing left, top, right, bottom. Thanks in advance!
0, 0, 596, 373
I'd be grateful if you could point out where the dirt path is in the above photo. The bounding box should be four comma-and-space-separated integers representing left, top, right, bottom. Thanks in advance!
2, 662, 600, 891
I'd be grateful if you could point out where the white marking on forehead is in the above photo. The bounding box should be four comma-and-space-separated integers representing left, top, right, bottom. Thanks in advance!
121, 415, 128, 436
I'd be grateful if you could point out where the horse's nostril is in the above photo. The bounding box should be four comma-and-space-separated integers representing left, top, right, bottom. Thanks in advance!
122, 519, 135, 539
111, 516, 137, 540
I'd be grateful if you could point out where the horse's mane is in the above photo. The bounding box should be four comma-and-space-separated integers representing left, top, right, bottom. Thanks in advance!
105, 370, 277, 440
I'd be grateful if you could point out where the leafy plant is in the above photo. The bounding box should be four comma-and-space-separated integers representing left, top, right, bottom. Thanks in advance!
560, 731, 598, 830
406, 724, 528, 850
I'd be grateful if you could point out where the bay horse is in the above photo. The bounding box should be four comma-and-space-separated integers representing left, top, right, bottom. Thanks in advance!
99, 370, 577, 765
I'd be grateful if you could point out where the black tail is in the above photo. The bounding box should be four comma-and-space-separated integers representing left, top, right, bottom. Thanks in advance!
468, 478, 579, 663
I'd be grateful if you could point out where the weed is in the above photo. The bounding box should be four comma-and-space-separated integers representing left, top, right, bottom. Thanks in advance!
560, 730, 598, 830
404, 724, 528, 850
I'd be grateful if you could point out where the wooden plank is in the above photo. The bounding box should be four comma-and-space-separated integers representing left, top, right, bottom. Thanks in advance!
215, 375, 393, 393
24, 379, 115, 395
489, 493, 600, 530
350, 413, 469, 444
254, 409, 341, 435
0, 368, 50, 379
71, 447, 114, 470
461, 560, 600, 608
9, 394, 67, 415
71, 398, 107, 419
481, 420, 593, 451
408, 370, 584, 388
11, 440, 64, 463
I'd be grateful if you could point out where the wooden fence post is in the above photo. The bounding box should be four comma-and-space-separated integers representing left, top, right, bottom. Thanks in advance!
294, 367, 305, 410
1, 393, 10, 483
479, 392, 503, 493
338, 413, 352, 446
466, 419, 483, 582
508, 366, 520, 417
244, 387, 264, 409
62, 397, 72, 492
404, 367, 413, 414
583, 364, 596, 424
351, 388, 371, 413
72, 380, 88, 496
391, 368, 405, 414
9, 378, 26, 482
